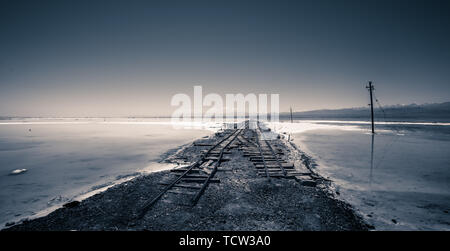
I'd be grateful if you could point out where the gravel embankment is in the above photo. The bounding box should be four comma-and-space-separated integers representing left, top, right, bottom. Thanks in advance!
4, 129, 369, 231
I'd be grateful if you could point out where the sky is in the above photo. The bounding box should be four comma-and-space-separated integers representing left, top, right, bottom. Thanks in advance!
0, 0, 449, 117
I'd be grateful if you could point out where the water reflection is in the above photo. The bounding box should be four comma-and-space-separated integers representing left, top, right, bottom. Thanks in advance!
284, 121, 450, 230
370, 133, 374, 188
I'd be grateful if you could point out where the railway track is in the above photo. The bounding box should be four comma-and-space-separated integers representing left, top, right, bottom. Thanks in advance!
138, 123, 244, 218
240, 122, 310, 179
138, 120, 316, 218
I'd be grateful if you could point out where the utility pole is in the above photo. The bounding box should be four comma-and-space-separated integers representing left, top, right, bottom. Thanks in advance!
290, 107, 293, 123
366, 81, 375, 134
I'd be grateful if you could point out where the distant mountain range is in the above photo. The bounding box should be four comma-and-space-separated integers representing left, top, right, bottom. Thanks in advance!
280, 102, 450, 122
1, 102, 449, 123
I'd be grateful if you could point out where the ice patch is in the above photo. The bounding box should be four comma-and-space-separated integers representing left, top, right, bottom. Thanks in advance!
9, 169, 27, 175
267, 121, 368, 134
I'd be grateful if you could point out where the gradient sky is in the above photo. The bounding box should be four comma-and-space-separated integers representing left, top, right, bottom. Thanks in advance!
1, 0, 449, 117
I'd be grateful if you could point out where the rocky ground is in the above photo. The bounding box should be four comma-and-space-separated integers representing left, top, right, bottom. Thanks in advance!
4, 128, 370, 231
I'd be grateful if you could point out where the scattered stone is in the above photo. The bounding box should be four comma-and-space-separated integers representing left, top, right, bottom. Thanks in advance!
63, 201, 81, 209
301, 180, 317, 187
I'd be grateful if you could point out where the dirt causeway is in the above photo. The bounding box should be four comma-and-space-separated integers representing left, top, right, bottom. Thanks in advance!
4, 127, 369, 231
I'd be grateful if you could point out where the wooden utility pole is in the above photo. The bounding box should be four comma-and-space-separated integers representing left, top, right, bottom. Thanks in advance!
290, 107, 293, 123
366, 81, 375, 134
